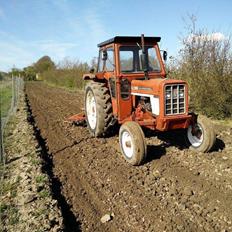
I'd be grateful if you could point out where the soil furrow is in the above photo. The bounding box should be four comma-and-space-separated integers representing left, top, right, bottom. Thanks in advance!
25, 82, 232, 232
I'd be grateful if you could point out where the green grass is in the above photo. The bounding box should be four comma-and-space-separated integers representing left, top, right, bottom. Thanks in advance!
0, 103, 21, 231
38, 189, 50, 198
43, 79, 83, 91
33, 207, 48, 218
35, 174, 47, 184
30, 157, 41, 166
0, 176, 20, 197
212, 118, 232, 127
0, 203, 19, 226
0, 81, 12, 117
0, 174, 20, 230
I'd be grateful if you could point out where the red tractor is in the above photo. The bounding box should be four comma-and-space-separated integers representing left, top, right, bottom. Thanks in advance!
71, 35, 216, 165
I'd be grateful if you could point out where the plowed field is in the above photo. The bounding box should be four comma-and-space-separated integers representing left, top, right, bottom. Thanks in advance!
26, 82, 232, 232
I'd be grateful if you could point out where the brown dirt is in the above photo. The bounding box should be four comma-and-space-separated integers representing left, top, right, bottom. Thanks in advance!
25, 82, 232, 232
1, 91, 63, 232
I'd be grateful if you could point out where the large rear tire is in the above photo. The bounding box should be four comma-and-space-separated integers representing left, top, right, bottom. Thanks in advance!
85, 81, 114, 137
119, 122, 147, 165
186, 115, 216, 152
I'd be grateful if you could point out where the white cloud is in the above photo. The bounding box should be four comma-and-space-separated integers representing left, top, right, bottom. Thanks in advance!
36, 40, 78, 60
60, 6, 109, 62
209, 32, 225, 41
75, 8, 109, 57
0, 40, 34, 71
187, 32, 226, 43
51, 0, 69, 11
84, 9, 108, 39
0, 32, 79, 71
0, 3, 108, 71
0, 6, 5, 19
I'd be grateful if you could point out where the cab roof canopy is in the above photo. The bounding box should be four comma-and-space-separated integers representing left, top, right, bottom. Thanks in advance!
98, 36, 161, 47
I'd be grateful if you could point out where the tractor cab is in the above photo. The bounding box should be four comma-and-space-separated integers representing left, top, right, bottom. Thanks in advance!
97, 36, 165, 78
88, 35, 167, 80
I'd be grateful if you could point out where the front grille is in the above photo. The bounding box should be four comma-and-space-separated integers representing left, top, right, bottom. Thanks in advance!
165, 84, 185, 115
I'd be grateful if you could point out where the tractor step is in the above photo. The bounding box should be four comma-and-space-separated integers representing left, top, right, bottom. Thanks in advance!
68, 112, 86, 125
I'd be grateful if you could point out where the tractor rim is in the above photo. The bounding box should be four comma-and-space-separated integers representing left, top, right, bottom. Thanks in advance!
187, 123, 203, 147
121, 130, 133, 158
86, 90, 97, 130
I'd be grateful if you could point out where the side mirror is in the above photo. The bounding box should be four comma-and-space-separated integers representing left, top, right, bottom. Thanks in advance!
102, 50, 108, 60
163, 51, 167, 62
89, 68, 95, 73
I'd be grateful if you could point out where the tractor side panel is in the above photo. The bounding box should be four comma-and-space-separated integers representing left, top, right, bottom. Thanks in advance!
116, 78, 132, 121
108, 77, 118, 116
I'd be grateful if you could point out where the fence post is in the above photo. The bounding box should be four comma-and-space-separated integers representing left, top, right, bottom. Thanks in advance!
0, 110, 3, 164
0, 76, 24, 165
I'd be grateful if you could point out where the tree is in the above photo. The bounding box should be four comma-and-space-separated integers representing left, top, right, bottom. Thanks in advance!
23, 66, 36, 81
171, 15, 232, 118
34, 56, 55, 73
11, 68, 21, 77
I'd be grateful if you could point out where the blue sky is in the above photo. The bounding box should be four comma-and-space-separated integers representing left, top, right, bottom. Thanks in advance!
0, 0, 231, 71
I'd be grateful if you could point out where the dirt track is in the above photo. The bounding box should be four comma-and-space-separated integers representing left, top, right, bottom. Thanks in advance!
26, 82, 232, 232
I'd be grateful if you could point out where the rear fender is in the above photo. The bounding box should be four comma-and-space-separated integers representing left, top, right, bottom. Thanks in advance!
83, 73, 96, 80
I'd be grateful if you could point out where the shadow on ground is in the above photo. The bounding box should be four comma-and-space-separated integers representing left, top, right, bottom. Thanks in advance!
144, 129, 225, 163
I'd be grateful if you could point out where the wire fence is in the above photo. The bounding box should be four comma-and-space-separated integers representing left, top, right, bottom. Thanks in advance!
0, 76, 24, 164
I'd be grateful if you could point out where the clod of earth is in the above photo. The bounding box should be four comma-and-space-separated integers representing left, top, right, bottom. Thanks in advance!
100, 214, 112, 223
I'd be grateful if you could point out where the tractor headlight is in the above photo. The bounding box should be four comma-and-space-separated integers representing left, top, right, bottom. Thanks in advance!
165, 86, 171, 99
179, 92, 184, 97
166, 93, 171, 99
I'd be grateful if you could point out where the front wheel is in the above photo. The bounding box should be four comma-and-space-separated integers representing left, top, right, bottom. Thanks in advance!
119, 122, 147, 165
186, 115, 216, 152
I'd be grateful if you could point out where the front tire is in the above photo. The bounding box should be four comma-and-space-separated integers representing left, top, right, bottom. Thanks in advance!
119, 122, 147, 165
186, 115, 216, 152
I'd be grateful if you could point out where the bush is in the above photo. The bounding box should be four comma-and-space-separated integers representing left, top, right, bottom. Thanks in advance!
169, 16, 232, 119
41, 58, 89, 89
23, 66, 36, 81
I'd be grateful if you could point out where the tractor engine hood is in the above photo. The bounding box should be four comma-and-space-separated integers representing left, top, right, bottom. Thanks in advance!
131, 78, 187, 96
